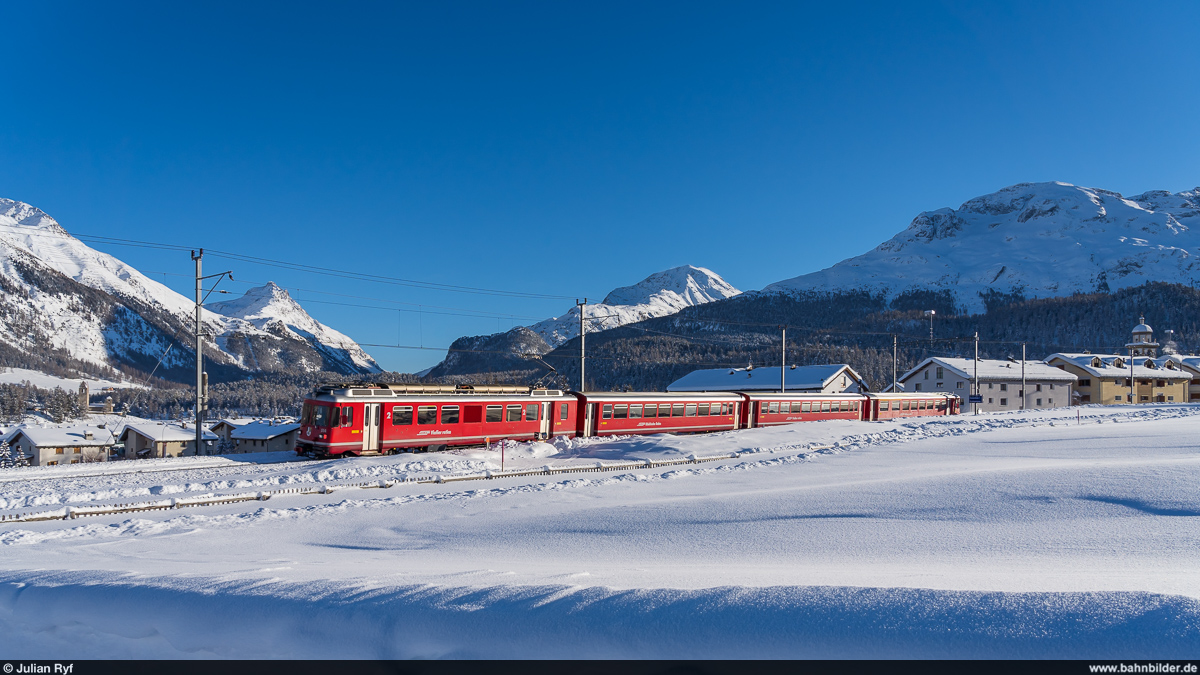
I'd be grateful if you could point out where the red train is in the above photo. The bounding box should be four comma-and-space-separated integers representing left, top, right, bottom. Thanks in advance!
295, 384, 960, 458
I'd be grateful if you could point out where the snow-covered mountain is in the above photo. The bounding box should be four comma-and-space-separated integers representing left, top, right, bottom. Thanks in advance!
0, 197, 379, 380
764, 181, 1200, 313
208, 282, 377, 374
530, 265, 741, 346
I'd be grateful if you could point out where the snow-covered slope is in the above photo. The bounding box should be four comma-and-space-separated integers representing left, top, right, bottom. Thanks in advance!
208, 282, 378, 373
764, 182, 1200, 313
0, 198, 379, 378
530, 265, 741, 346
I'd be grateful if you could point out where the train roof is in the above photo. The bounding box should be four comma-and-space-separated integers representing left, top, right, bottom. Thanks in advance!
737, 391, 866, 401
308, 383, 571, 402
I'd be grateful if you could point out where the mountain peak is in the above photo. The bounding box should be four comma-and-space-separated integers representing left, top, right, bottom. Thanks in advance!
0, 198, 69, 235
764, 181, 1200, 312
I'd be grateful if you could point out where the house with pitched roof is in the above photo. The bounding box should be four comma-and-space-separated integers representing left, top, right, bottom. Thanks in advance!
898, 356, 1077, 412
8, 424, 116, 466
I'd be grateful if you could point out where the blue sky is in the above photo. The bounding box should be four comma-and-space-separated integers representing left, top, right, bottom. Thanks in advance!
2, 1, 1198, 372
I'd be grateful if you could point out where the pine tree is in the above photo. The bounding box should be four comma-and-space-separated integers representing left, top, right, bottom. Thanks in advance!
12, 444, 28, 468
0, 441, 11, 469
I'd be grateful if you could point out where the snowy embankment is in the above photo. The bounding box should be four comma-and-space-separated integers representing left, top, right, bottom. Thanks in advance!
2, 405, 1200, 658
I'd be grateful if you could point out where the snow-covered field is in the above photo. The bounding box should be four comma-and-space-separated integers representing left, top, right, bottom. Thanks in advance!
2, 405, 1199, 658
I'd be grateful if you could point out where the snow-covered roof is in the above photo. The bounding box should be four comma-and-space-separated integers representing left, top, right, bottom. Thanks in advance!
10, 424, 116, 447
120, 422, 219, 443
210, 418, 260, 430
900, 357, 1078, 384
1045, 354, 1193, 380
667, 364, 864, 392
1162, 354, 1200, 373
231, 421, 300, 441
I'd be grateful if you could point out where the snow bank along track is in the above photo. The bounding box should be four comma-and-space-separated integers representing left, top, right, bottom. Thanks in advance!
0, 452, 745, 523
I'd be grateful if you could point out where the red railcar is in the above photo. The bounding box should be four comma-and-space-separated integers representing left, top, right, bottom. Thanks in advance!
737, 392, 865, 428
862, 393, 959, 421
575, 392, 744, 437
296, 383, 576, 457
295, 384, 964, 457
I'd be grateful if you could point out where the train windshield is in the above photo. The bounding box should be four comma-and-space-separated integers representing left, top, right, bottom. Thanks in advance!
308, 404, 333, 427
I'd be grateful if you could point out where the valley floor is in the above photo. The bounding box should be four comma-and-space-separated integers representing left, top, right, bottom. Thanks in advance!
1, 405, 1199, 658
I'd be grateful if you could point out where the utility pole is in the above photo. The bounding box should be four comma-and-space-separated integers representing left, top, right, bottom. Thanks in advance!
1129, 346, 1135, 405
1021, 342, 1026, 411
925, 310, 936, 343
892, 334, 897, 392
974, 331, 979, 415
576, 299, 587, 392
192, 249, 204, 456
780, 326, 786, 393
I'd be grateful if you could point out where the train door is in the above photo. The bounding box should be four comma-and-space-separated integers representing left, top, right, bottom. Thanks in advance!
583, 403, 595, 437
540, 402, 552, 439
362, 403, 380, 452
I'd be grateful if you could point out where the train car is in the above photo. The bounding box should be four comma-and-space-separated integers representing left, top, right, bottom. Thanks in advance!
737, 392, 867, 428
575, 392, 743, 437
863, 392, 959, 421
296, 383, 577, 457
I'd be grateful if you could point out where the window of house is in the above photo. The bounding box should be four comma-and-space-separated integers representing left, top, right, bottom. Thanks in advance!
1035, 398, 1042, 406
956, 382, 964, 389
1140, 395, 1149, 401
47, 461, 57, 466
1079, 379, 1091, 387
1048, 398, 1053, 405
392, 406, 413, 426
55, 448, 64, 454
1000, 398, 1008, 406
560, 403, 570, 421
1049, 384, 1055, 390
1035, 384, 1042, 392
1114, 395, 1123, 401
629, 404, 642, 419
914, 383, 922, 391
486, 405, 503, 423
613, 405, 628, 420
1168, 396, 1175, 401
925, 370, 930, 379
936, 366, 944, 379
417, 406, 437, 425
672, 403, 686, 417
441, 406, 460, 425
685, 404, 697, 417
1156, 380, 1166, 387
1000, 383, 1007, 392
71, 459, 79, 464
988, 398, 993, 404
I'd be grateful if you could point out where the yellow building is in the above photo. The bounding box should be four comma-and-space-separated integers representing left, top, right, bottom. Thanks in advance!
1044, 318, 1190, 404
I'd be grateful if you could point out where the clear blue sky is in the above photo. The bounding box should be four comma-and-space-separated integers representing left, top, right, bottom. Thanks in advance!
3, 1, 1198, 372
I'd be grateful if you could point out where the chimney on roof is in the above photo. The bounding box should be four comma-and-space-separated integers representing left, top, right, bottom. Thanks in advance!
85, 430, 93, 440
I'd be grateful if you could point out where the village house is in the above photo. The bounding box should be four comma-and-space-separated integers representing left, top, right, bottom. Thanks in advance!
897, 357, 1077, 412
1046, 319, 1191, 404
666, 364, 867, 393
118, 422, 219, 459
1161, 354, 1200, 402
7, 424, 116, 466
230, 420, 300, 454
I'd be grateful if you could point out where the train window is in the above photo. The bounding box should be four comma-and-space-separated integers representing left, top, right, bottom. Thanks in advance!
301, 403, 311, 425
685, 404, 697, 417
629, 404, 642, 418
820, 402, 830, 413
526, 404, 539, 420
786, 402, 797, 413
392, 406, 413, 426
602, 404, 613, 420
672, 403, 685, 417
507, 405, 523, 422
441, 406, 460, 425
560, 403, 569, 420
765, 402, 777, 414
659, 404, 672, 417
340, 406, 354, 427
840, 401, 849, 412
417, 406, 437, 425
902, 400, 911, 411
464, 406, 482, 423
800, 402, 810, 413
614, 405, 628, 419
486, 405, 503, 423
643, 404, 657, 418
311, 405, 331, 427
852, 401, 859, 412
